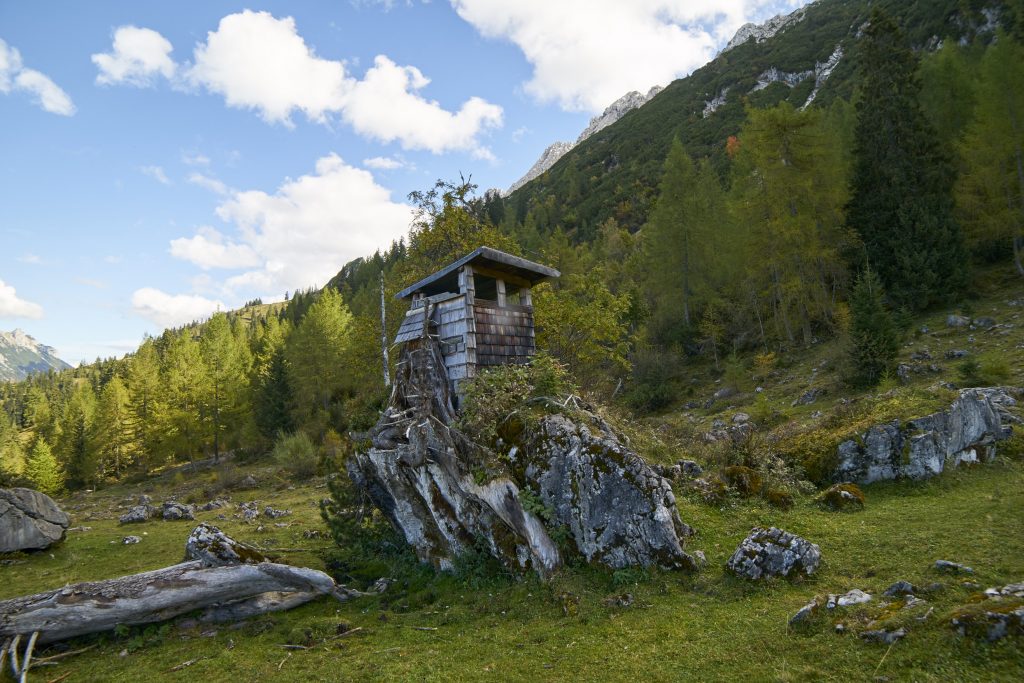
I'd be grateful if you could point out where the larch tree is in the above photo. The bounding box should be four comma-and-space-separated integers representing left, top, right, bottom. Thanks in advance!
956, 34, 1024, 275
92, 375, 134, 477
846, 7, 967, 310
200, 313, 249, 461
163, 330, 210, 466
24, 438, 63, 496
126, 339, 167, 472
57, 382, 97, 489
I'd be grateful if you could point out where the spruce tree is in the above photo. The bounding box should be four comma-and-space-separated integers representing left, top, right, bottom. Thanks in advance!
848, 267, 899, 388
846, 8, 967, 311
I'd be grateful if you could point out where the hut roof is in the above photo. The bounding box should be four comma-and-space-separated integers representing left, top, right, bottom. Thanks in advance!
395, 246, 559, 300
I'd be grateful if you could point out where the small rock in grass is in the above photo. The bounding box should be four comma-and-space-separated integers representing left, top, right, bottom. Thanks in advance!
119, 505, 154, 524
726, 527, 821, 580
792, 388, 824, 406
861, 627, 906, 644
883, 580, 917, 598
122, 535, 141, 544
263, 506, 291, 519
816, 483, 865, 512
946, 314, 970, 328
162, 501, 195, 521
138, 494, 152, 506
935, 560, 973, 574
827, 589, 872, 609
945, 349, 969, 359
789, 597, 821, 626
973, 317, 996, 329
732, 412, 750, 425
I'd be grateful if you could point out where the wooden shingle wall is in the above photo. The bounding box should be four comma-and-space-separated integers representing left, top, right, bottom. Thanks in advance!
472, 301, 535, 367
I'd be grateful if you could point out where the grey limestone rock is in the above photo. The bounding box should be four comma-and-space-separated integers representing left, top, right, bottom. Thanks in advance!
935, 560, 974, 574
185, 522, 267, 566
122, 535, 141, 545
119, 505, 155, 524
0, 487, 70, 552
861, 627, 906, 644
883, 580, 917, 597
831, 388, 1016, 484
726, 526, 821, 580
162, 501, 196, 521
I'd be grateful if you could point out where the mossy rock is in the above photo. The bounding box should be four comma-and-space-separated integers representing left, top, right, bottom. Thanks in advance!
765, 487, 794, 510
722, 466, 763, 497
946, 598, 1024, 642
816, 483, 865, 512
691, 475, 728, 505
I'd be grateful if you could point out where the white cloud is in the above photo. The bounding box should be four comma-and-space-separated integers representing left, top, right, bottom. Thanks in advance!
131, 287, 224, 328
450, 0, 805, 112
363, 155, 413, 171
140, 165, 171, 185
169, 226, 260, 270
340, 55, 502, 155
169, 153, 413, 296
92, 26, 176, 86
92, 11, 501, 155
182, 151, 211, 166
1, 39, 75, 116
187, 172, 228, 195
0, 279, 44, 319
17, 254, 42, 265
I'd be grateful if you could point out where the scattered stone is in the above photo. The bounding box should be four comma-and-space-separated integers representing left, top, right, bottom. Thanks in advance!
834, 623, 846, 633
119, 505, 155, 524
162, 501, 196, 521
919, 325, 930, 334
200, 499, 231, 512
789, 597, 822, 626
910, 349, 933, 361
984, 582, 1024, 599
679, 460, 703, 478
973, 316, 996, 329
945, 349, 969, 359
792, 388, 824, 407
0, 487, 71, 552
122, 535, 141, 545
138, 494, 152, 506
935, 560, 973, 574
263, 506, 291, 519
811, 410, 823, 419
603, 593, 635, 608
726, 527, 821, 580
861, 627, 906, 644
302, 529, 323, 539
883, 581, 917, 598
238, 474, 258, 490
922, 582, 945, 594
831, 388, 1015, 485
827, 589, 872, 609
371, 577, 395, 593
239, 501, 260, 522
185, 522, 268, 566
946, 314, 970, 328
732, 412, 751, 425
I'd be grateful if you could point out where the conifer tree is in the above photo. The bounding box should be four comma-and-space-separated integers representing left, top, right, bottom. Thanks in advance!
644, 137, 725, 339
201, 313, 249, 461
253, 316, 294, 439
0, 416, 26, 484
164, 331, 210, 466
24, 438, 62, 495
92, 375, 133, 477
846, 8, 967, 310
286, 288, 352, 432
58, 382, 97, 489
956, 34, 1024, 275
126, 339, 167, 472
848, 267, 899, 387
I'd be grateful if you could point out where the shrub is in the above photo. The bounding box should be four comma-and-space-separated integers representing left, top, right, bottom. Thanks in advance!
625, 347, 681, 413
273, 431, 319, 479
846, 267, 899, 388
958, 353, 1011, 386
721, 465, 763, 497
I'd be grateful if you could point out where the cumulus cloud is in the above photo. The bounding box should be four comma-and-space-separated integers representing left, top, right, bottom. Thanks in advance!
169, 226, 260, 270
449, 0, 805, 112
168, 153, 413, 297
92, 11, 501, 155
131, 287, 224, 328
1, 38, 75, 115
181, 151, 210, 166
0, 279, 44, 319
363, 155, 407, 170
140, 165, 171, 185
92, 26, 176, 86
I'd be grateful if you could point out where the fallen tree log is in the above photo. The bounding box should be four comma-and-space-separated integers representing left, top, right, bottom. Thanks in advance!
0, 524, 367, 645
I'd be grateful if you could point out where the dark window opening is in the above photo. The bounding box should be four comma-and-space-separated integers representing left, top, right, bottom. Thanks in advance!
475, 275, 498, 301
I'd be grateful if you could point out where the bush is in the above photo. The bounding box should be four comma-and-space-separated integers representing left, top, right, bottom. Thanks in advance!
816, 482, 866, 511
273, 431, 319, 479
958, 353, 1011, 386
624, 347, 681, 413
721, 465, 763, 497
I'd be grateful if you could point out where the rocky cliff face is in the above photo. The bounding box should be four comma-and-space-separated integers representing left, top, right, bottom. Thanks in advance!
831, 388, 1018, 485
722, 4, 812, 54
505, 86, 662, 195
0, 329, 71, 382
348, 339, 699, 577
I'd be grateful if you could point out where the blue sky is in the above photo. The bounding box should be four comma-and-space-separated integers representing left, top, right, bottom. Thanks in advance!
0, 0, 804, 364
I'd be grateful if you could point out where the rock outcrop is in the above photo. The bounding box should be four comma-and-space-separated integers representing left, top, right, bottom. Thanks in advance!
0, 487, 70, 552
347, 339, 698, 577
831, 388, 1017, 484
726, 526, 821, 580
722, 5, 810, 53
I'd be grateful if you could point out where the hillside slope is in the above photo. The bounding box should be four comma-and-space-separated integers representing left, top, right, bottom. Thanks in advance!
0, 329, 71, 382
503, 0, 1010, 237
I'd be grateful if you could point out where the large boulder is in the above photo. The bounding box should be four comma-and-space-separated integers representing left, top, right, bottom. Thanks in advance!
726, 526, 821, 580
347, 339, 699, 578
513, 413, 698, 570
831, 388, 1017, 484
0, 487, 70, 552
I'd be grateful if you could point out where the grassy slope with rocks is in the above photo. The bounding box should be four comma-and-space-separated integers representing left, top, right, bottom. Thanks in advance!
2, 267, 1022, 681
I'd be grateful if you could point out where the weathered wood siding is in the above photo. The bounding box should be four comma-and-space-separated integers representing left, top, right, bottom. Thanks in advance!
472, 300, 535, 367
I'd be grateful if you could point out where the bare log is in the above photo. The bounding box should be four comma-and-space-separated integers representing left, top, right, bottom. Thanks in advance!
0, 524, 367, 645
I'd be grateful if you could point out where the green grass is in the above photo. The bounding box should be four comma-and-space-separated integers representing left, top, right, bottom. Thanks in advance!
3, 456, 1023, 681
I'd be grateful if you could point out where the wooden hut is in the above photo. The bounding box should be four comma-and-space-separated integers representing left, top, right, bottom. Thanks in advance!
393, 246, 560, 400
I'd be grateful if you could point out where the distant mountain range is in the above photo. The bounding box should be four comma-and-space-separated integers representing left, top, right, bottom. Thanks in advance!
0, 329, 72, 382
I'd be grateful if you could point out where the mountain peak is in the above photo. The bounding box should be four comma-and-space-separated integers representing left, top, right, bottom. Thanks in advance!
0, 329, 72, 382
